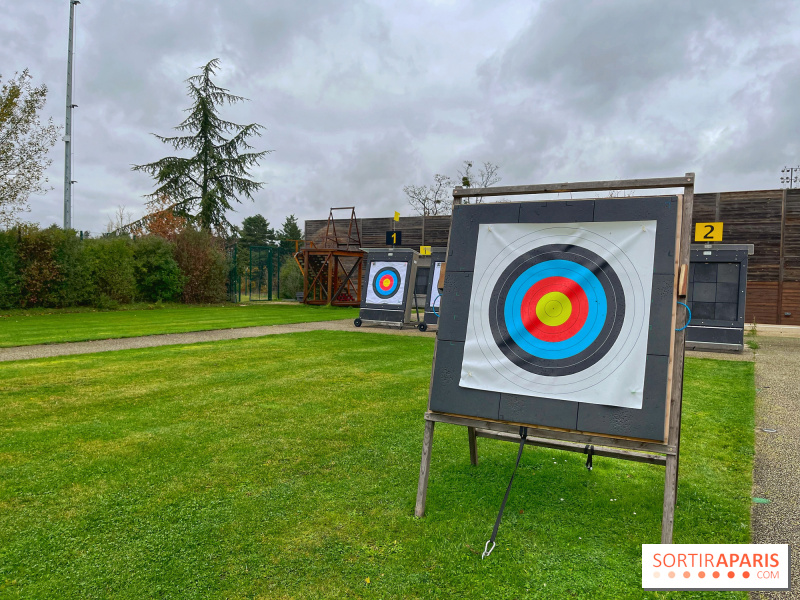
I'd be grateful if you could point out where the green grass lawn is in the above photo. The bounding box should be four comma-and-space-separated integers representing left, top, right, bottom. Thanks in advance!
0, 303, 359, 348
0, 333, 754, 599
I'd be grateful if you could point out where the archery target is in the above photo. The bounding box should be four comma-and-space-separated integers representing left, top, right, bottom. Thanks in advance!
366, 261, 409, 305
430, 261, 444, 311
460, 221, 657, 409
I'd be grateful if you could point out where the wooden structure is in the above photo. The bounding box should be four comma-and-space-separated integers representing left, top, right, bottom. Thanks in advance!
691, 189, 800, 325
415, 174, 695, 545
306, 187, 800, 323
295, 208, 364, 307
305, 215, 452, 250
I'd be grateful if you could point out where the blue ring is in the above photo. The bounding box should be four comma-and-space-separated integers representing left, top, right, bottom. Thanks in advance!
675, 302, 692, 331
374, 268, 399, 296
432, 294, 441, 317
503, 260, 607, 360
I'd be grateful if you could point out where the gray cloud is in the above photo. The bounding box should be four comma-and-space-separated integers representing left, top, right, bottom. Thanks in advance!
2, 0, 800, 235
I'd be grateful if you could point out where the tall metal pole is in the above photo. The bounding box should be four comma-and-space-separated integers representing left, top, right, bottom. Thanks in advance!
63, 0, 79, 230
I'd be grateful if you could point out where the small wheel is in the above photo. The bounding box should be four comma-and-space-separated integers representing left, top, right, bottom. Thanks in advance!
418, 322, 428, 332
354, 318, 362, 327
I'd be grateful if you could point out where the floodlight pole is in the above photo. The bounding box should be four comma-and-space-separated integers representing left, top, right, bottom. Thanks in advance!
63, 0, 80, 230
780, 166, 800, 189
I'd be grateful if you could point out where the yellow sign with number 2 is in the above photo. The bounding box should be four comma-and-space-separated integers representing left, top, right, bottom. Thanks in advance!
695, 222, 723, 242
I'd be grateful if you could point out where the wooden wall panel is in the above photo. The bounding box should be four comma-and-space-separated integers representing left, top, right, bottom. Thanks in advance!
691, 193, 717, 222
746, 282, 780, 325
782, 282, 800, 325
306, 188, 799, 324
304, 216, 451, 249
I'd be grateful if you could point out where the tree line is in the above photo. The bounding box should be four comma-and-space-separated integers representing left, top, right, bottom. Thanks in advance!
2, 58, 501, 249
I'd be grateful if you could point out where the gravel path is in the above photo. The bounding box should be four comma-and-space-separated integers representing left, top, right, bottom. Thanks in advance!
0, 319, 435, 362
751, 336, 800, 599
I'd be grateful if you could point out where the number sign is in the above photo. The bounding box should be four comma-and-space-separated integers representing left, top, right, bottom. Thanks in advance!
386, 230, 402, 245
695, 222, 723, 242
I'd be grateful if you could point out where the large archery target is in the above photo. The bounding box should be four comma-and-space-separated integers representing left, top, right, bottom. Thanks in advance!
460, 221, 657, 409
366, 261, 409, 305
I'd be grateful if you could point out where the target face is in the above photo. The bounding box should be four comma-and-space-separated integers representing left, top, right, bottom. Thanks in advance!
365, 261, 409, 305
373, 267, 401, 299
461, 221, 657, 409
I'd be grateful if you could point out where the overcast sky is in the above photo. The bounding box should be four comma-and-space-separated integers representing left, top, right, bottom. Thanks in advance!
3, 0, 800, 235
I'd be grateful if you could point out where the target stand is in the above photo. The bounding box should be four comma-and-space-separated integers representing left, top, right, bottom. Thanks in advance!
355, 248, 422, 329
415, 174, 695, 545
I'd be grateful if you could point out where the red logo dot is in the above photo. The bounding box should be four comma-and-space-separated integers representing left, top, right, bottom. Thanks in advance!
683, 571, 691, 578
668, 571, 676, 579
712, 571, 720, 578
743, 571, 750, 579
698, 571, 706, 579
727, 571, 735, 579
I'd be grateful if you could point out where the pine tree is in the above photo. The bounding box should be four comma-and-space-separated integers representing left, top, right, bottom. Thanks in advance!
278, 214, 303, 252
238, 214, 275, 247
132, 59, 271, 236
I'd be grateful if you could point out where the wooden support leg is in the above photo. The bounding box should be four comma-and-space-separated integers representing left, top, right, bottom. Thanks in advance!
415, 419, 435, 517
661, 453, 679, 543
468, 426, 478, 466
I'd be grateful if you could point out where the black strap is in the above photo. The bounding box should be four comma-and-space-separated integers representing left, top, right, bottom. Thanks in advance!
482, 426, 528, 559
584, 444, 594, 471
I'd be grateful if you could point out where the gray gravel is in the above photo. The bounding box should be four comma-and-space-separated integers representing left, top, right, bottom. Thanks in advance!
0, 319, 435, 362
751, 336, 800, 599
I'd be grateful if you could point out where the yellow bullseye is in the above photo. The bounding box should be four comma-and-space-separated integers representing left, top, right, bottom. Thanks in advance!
535, 291, 572, 327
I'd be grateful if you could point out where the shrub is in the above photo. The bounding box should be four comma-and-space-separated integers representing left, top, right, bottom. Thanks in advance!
133, 236, 184, 302
86, 237, 136, 305
15, 225, 62, 307
0, 229, 20, 309
174, 228, 227, 303
51, 229, 93, 307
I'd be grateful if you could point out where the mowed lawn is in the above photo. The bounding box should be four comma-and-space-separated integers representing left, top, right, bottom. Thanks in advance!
0, 303, 359, 348
0, 332, 754, 599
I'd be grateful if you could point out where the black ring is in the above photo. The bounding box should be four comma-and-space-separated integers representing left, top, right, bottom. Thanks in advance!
488, 244, 626, 377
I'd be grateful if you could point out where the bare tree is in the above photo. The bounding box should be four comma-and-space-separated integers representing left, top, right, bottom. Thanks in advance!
403, 173, 453, 216
106, 205, 135, 234
457, 161, 501, 204
0, 70, 61, 228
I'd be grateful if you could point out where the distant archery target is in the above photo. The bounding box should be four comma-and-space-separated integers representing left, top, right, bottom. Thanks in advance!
489, 245, 625, 376
373, 266, 401, 299
365, 260, 410, 306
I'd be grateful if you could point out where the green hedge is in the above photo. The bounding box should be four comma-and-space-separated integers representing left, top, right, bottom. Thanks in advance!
0, 226, 229, 309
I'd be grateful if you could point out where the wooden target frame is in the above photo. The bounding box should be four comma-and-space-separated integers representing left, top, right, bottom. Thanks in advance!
415, 174, 695, 544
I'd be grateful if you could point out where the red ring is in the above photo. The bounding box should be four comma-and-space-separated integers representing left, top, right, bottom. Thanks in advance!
379, 275, 395, 290
520, 276, 589, 342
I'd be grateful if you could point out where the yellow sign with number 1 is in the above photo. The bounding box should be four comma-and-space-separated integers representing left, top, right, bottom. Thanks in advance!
420, 246, 431, 255
695, 222, 723, 242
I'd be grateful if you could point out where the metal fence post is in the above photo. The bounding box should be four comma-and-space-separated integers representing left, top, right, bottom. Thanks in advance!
268, 248, 273, 301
